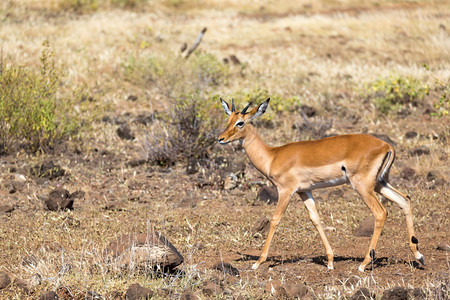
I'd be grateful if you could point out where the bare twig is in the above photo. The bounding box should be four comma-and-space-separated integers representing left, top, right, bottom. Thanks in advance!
183, 27, 207, 59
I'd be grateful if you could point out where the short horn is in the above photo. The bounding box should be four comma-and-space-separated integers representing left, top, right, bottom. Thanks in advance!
241, 101, 253, 114
231, 98, 235, 112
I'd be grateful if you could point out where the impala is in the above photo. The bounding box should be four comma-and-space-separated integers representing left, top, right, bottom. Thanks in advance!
218, 98, 424, 272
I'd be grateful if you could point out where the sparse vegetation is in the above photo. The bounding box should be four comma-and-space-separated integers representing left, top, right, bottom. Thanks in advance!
366, 75, 430, 114
145, 94, 221, 166
0, 1, 448, 299
0, 41, 80, 153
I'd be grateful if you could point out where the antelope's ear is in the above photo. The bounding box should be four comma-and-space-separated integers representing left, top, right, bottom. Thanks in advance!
249, 98, 270, 121
220, 98, 232, 116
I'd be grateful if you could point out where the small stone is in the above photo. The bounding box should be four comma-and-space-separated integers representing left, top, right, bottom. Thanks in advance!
284, 283, 309, 299
252, 216, 270, 236
0, 204, 15, 214
354, 215, 374, 237
212, 262, 240, 276
409, 288, 426, 300
301, 105, 316, 117
381, 287, 408, 300
0, 272, 11, 290
257, 185, 278, 205
350, 287, 373, 300
180, 290, 200, 300
405, 131, 418, 139
426, 171, 440, 182
401, 167, 416, 179
223, 173, 238, 190
116, 124, 135, 140
436, 243, 450, 252
127, 95, 138, 101
45, 188, 74, 211
409, 146, 430, 157
126, 283, 153, 300
40, 291, 58, 300
202, 281, 223, 296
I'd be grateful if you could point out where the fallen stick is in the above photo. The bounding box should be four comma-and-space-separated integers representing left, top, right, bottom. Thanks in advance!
183, 27, 207, 59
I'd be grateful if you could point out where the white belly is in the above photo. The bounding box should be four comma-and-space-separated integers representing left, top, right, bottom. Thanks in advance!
308, 175, 349, 190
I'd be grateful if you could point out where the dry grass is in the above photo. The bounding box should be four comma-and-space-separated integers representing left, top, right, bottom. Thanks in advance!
0, 0, 449, 299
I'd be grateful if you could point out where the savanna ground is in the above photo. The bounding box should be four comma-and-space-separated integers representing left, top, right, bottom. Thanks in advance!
0, 0, 449, 299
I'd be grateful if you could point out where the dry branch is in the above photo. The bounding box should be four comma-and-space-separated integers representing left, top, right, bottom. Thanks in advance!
183, 27, 207, 59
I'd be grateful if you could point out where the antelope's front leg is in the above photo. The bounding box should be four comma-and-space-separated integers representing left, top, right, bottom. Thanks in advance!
252, 189, 292, 270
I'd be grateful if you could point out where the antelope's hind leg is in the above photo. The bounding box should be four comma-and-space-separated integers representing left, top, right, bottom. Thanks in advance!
376, 181, 425, 265
298, 191, 334, 269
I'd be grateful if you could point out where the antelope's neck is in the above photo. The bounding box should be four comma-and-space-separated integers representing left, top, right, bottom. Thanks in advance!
242, 125, 273, 177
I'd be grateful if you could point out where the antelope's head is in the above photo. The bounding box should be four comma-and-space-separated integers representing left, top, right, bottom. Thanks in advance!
218, 98, 270, 144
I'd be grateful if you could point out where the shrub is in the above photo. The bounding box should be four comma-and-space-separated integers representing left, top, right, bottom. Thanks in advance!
0, 41, 79, 153
145, 94, 221, 166
366, 75, 429, 114
123, 51, 228, 101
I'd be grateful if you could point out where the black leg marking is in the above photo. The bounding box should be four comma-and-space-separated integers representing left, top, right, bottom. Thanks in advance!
407, 195, 411, 200
370, 249, 376, 260
411, 236, 419, 244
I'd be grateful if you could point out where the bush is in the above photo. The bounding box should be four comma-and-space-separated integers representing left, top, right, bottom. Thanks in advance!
145, 94, 221, 166
123, 51, 228, 101
0, 41, 79, 153
366, 75, 429, 114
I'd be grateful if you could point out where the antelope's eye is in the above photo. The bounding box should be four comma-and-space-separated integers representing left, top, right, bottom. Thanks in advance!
235, 121, 245, 128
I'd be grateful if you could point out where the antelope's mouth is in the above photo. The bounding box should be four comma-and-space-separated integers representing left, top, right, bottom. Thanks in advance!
218, 137, 230, 145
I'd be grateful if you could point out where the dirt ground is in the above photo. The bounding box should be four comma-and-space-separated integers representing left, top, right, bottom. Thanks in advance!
0, 1, 449, 299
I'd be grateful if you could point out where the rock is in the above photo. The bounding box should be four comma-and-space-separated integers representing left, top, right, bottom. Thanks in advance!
426, 171, 440, 182
223, 173, 238, 190
212, 262, 240, 276
409, 288, 426, 300
274, 285, 290, 299
104, 201, 127, 211
45, 188, 74, 211
40, 291, 58, 300
127, 95, 138, 101
0, 204, 15, 214
229, 54, 241, 65
117, 124, 135, 140
354, 215, 374, 237
31, 160, 65, 179
202, 281, 223, 296
284, 283, 310, 299
301, 105, 316, 117
350, 287, 374, 300
126, 158, 147, 168
405, 131, 418, 139
105, 232, 184, 271
0, 272, 11, 290
135, 113, 153, 126
437, 243, 450, 251
257, 185, 278, 205
13, 278, 30, 294
409, 146, 430, 156
126, 283, 153, 300
401, 167, 416, 179
180, 290, 200, 300
252, 216, 270, 236
381, 287, 408, 300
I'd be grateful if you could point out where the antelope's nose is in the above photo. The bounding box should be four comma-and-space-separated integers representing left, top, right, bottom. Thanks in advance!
218, 137, 224, 143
